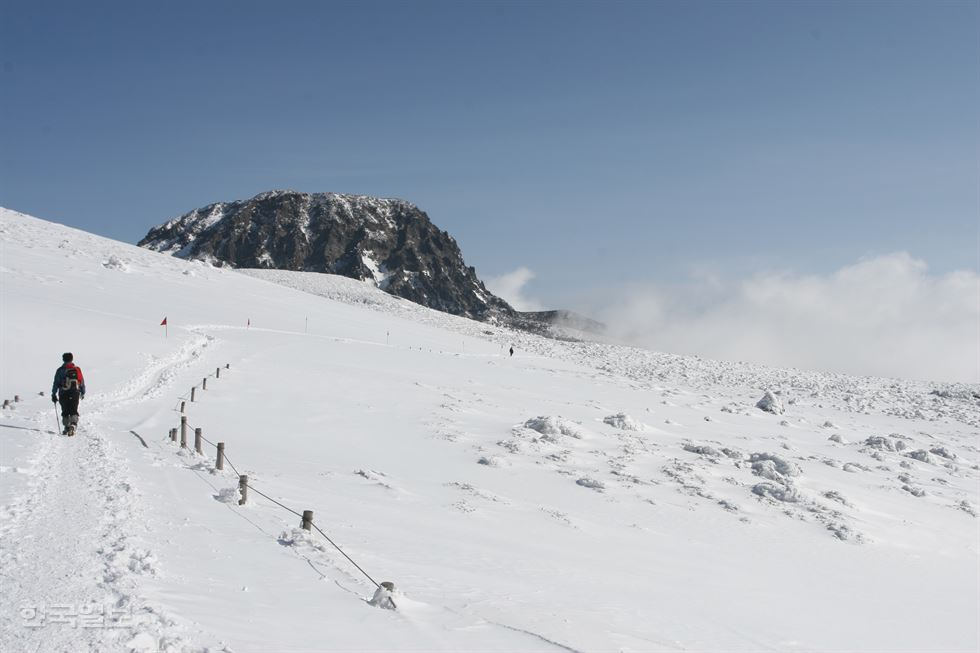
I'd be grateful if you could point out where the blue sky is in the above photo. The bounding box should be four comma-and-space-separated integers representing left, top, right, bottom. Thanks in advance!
2, 1, 978, 380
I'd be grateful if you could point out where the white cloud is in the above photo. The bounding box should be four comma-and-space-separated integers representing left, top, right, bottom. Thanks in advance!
595, 253, 979, 383
485, 266, 545, 312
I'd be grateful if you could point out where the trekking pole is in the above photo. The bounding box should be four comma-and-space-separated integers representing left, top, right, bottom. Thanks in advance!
53, 402, 60, 434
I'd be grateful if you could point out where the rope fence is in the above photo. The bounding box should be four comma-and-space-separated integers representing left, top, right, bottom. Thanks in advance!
163, 363, 394, 606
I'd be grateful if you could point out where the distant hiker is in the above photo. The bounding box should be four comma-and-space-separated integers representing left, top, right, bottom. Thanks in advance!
509, 346, 514, 357
52, 352, 85, 436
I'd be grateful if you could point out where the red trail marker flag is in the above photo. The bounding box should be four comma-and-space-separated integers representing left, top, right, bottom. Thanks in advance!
160, 317, 168, 338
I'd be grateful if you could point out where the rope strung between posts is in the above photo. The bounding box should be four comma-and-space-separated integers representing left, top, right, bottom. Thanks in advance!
176, 409, 382, 590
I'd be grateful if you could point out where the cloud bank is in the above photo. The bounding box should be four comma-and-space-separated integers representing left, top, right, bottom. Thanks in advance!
486, 266, 545, 312
595, 253, 978, 383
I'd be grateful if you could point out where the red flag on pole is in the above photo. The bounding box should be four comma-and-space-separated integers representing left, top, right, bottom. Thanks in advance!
160, 317, 168, 326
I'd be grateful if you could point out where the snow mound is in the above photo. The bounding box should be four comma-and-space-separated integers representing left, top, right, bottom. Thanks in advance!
749, 453, 801, 482
523, 416, 584, 439
102, 254, 130, 271
752, 482, 800, 502
603, 413, 645, 431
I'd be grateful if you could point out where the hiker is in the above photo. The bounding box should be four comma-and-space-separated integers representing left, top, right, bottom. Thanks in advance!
52, 352, 85, 436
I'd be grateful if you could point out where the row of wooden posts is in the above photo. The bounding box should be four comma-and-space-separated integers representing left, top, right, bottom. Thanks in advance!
1, 395, 23, 409
171, 364, 316, 531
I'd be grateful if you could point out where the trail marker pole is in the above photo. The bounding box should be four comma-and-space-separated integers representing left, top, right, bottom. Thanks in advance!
194, 428, 203, 454
216, 443, 225, 470
170, 428, 177, 442
180, 401, 186, 413
202, 378, 207, 391
301, 510, 313, 531
216, 367, 221, 379
239, 475, 248, 505
180, 416, 188, 448
191, 387, 196, 402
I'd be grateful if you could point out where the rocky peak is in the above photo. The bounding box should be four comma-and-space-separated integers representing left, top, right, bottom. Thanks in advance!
139, 190, 513, 320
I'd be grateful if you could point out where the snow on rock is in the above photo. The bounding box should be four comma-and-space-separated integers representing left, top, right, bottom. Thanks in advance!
843, 462, 870, 473
749, 452, 801, 482
907, 450, 936, 464
603, 413, 645, 431
752, 482, 800, 502
576, 477, 606, 491
523, 415, 585, 439
929, 446, 957, 460
683, 444, 723, 458
755, 391, 785, 414
864, 436, 897, 452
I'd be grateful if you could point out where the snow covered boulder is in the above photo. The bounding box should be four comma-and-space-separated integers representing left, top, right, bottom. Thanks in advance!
863, 436, 896, 452
929, 446, 957, 460
755, 391, 784, 415
576, 477, 605, 491
603, 413, 645, 431
523, 416, 584, 439
752, 482, 800, 503
907, 450, 936, 464
749, 453, 801, 483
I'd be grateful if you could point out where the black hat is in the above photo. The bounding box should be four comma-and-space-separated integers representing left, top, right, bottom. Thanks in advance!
62, 352, 73, 362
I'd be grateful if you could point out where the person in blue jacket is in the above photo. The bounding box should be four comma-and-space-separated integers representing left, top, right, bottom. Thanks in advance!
52, 352, 85, 436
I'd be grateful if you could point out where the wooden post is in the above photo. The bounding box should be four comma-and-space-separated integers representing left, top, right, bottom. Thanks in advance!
301, 510, 313, 531
216, 442, 225, 470
202, 377, 207, 391
239, 475, 248, 505
180, 401, 186, 413
14, 395, 20, 402
226, 363, 230, 369
216, 367, 221, 379
169, 428, 177, 442
194, 427, 203, 454
180, 416, 187, 448
1, 400, 8, 409
191, 387, 196, 402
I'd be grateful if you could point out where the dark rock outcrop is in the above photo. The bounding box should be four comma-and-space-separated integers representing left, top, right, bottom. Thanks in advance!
139, 190, 512, 320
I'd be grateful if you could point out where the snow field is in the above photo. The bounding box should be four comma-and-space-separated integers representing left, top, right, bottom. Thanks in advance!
2, 208, 978, 652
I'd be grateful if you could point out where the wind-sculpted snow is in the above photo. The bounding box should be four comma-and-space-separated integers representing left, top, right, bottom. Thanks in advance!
2, 208, 979, 652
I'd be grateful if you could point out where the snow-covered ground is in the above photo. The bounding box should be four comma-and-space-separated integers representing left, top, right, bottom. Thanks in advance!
1, 207, 978, 652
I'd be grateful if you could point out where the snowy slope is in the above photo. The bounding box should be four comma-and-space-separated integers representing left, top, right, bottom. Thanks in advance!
1, 207, 978, 653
